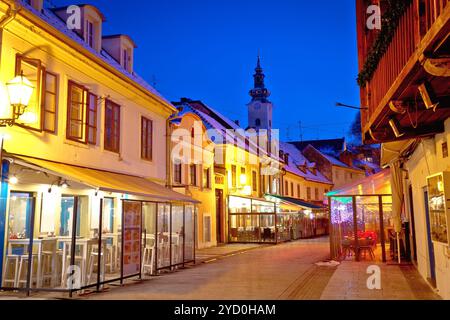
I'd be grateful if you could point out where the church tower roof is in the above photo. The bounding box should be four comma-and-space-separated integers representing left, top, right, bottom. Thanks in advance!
249, 55, 271, 102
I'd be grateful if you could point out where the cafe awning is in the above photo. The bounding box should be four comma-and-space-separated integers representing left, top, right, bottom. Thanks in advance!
326, 169, 392, 197
11, 155, 200, 204
265, 194, 324, 210
381, 139, 417, 167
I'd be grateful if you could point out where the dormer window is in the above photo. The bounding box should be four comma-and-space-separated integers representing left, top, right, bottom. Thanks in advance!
86, 20, 95, 48
85, 20, 95, 48
53, 5, 105, 53
123, 49, 129, 71
25, 0, 43, 12
102, 35, 137, 73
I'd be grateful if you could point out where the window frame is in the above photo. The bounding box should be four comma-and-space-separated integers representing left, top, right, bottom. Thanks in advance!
174, 162, 182, 184
203, 168, 211, 189
42, 71, 58, 134
104, 99, 121, 153
123, 48, 129, 71
141, 116, 153, 161
86, 20, 94, 48
252, 171, 257, 192
86, 93, 98, 145
15, 55, 43, 132
231, 165, 237, 187
190, 164, 197, 187
66, 80, 88, 143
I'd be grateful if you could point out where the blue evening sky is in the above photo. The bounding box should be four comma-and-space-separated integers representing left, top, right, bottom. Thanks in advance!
50, 0, 360, 141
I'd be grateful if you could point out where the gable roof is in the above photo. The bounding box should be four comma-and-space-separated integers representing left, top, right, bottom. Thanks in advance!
20, 2, 174, 110
280, 142, 332, 184
303, 144, 365, 172
290, 138, 346, 157
173, 100, 277, 160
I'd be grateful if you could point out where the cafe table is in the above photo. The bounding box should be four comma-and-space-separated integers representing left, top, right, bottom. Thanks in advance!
57, 237, 100, 288
7, 238, 58, 288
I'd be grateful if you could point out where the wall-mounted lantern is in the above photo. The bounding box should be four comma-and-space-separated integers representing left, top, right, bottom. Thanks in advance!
1, 73, 34, 127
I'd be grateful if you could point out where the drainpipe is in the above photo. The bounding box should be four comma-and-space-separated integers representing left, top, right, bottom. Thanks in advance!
0, 1, 21, 68
166, 113, 179, 188
0, 0, 21, 29
166, 118, 172, 188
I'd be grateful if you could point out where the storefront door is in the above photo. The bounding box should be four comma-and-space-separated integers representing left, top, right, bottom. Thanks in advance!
122, 200, 142, 278
215, 189, 224, 243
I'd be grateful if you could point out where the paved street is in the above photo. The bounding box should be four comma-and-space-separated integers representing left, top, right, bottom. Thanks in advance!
72, 237, 438, 300
0, 237, 439, 300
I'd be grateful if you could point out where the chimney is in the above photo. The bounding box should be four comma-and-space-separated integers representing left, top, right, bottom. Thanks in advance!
29, 0, 44, 12
308, 163, 317, 175
339, 151, 354, 168
180, 98, 192, 103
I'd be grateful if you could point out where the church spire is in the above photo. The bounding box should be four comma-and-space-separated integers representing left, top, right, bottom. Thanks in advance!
249, 55, 271, 102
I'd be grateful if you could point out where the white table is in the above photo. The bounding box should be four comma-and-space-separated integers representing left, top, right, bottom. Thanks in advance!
7, 238, 57, 288
57, 237, 99, 288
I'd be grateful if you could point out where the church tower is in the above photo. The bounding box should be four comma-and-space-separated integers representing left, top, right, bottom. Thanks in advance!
247, 56, 273, 131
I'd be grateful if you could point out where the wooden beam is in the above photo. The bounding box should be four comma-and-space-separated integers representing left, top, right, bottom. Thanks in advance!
364, 121, 445, 144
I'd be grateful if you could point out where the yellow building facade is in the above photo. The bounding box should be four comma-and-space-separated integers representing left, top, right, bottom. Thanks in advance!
0, 0, 197, 295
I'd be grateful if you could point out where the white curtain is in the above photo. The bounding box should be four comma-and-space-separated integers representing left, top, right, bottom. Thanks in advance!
390, 160, 404, 233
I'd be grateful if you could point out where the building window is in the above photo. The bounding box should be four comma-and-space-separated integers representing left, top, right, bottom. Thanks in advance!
141, 117, 153, 161
43, 71, 58, 133
86, 20, 94, 48
307, 187, 311, 200
203, 168, 211, 189
240, 167, 246, 185
290, 182, 294, 197
123, 49, 129, 71
15, 55, 42, 130
315, 188, 319, 200
67, 81, 87, 142
252, 171, 257, 192
174, 162, 182, 184
262, 175, 266, 194
231, 165, 237, 187
255, 119, 261, 127
104, 99, 121, 153
443, 142, 448, 158
297, 184, 301, 198
191, 127, 195, 139
285, 181, 289, 196
86, 93, 97, 145
190, 164, 197, 186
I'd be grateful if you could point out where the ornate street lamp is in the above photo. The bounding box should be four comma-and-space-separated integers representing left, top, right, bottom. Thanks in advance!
1, 72, 34, 127
0, 73, 35, 186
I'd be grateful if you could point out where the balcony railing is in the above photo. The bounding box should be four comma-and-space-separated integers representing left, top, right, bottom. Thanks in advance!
363, 0, 449, 126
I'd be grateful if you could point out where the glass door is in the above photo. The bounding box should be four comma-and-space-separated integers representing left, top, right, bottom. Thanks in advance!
2, 192, 35, 289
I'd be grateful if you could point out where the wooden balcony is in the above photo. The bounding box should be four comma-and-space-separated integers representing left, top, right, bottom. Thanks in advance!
357, 0, 450, 144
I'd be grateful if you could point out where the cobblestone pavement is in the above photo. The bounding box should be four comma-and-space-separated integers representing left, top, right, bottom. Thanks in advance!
85, 238, 331, 300
195, 243, 267, 264
1, 237, 440, 300
320, 261, 441, 300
